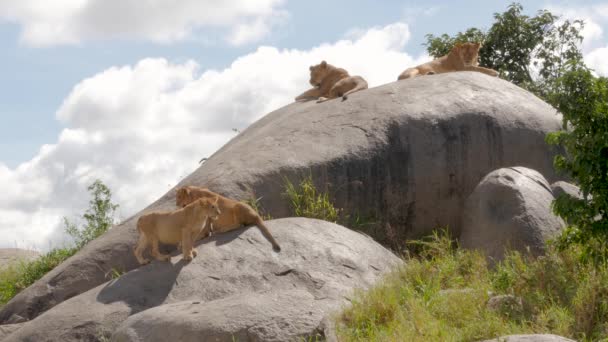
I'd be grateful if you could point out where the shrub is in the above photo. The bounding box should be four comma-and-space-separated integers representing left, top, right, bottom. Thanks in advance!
284, 176, 339, 222
64, 179, 119, 250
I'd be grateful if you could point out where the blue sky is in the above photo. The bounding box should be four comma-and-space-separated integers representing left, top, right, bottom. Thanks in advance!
3, 0, 589, 167
1, 0, 607, 249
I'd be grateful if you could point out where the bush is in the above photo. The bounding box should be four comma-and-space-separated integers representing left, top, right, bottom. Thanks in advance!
64, 179, 119, 250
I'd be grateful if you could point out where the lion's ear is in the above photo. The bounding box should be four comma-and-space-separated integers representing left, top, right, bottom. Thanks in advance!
320, 60, 327, 68
474, 42, 481, 48
309, 65, 313, 71
213, 196, 219, 205
185, 188, 191, 195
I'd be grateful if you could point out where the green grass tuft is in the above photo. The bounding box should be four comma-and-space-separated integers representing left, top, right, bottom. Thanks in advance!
284, 175, 339, 222
337, 231, 608, 341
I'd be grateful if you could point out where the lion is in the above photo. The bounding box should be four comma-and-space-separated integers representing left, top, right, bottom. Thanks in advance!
295, 60, 368, 103
397, 42, 498, 80
134, 197, 221, 265
176, 186, 281, 252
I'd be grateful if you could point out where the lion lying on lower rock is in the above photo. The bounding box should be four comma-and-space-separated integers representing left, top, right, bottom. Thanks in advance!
397, 42, 498, 80
176, 186, 281, 252
295, 60, 368, 103
134, 197, 221, 265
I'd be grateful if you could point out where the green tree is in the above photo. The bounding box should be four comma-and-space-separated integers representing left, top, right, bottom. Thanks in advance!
64, 179, 119, 249
425, 3, 584, 99
546, 65, 608, 261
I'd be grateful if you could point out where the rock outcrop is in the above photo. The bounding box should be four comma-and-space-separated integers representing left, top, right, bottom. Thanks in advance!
551, 181, 582, 200
0, 72, 565, 324
460, 167, 565, 261
2, 218, 400, 341
0, 324, 22, 341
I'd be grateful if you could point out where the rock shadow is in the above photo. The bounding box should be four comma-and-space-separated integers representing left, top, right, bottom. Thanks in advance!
197, 226, 249, 248
96, 259, 187, 315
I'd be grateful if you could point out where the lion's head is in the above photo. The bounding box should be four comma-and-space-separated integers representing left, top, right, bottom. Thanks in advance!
194, 197, 221, 220
308, 60, 331, 87
453, 42, 481, 66
176, 187, 194, 208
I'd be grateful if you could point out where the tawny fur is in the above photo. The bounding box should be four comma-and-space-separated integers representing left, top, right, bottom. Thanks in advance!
397, 42, 498, 80
295, 60, 368, 103
134, 197, 221, 265
176, 186, 281, 252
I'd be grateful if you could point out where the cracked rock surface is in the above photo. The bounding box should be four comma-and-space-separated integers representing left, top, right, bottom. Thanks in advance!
2, 218, 400, 341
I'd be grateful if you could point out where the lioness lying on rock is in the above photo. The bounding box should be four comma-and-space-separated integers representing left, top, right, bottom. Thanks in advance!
295, 60, 368, 103
134, 197, 221, 265
176, 186, 281, 252
398, 42, 498, 80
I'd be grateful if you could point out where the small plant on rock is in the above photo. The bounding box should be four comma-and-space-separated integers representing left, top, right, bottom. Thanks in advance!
284, 175, 339, 222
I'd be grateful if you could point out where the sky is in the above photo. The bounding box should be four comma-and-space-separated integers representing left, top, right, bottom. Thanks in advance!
1, 0, 607, 251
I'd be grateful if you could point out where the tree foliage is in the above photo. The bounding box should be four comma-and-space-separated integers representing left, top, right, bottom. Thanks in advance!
425, 3, 584, 99
64, 179, 119, 249
546, 66, 608, 261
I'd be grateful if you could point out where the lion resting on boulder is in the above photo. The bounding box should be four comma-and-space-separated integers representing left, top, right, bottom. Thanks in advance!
398, 42, 498, 80
176, 186, 281, 252
134, 197, 220, 265
295, 60, 368, 103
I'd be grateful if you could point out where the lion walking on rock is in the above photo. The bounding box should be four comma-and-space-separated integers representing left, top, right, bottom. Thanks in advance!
134, 197, 221, 265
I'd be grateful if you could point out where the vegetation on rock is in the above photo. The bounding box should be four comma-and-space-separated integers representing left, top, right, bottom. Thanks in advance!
284, 175, 340, 223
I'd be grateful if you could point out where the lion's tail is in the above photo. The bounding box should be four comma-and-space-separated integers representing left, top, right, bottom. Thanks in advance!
254, 218, 281, 252
342, 79, 369, 101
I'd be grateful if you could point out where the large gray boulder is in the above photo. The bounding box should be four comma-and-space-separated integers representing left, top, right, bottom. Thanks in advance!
460, 167, 565, 260
112, 290, 330, 342
0, 72, 565, 324
0, 324, 22, 341
2, 218, 400, 341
